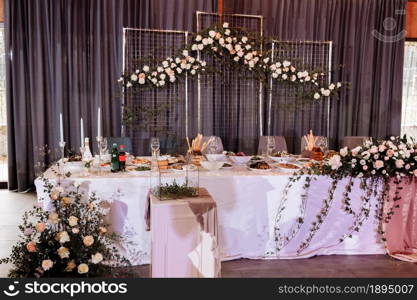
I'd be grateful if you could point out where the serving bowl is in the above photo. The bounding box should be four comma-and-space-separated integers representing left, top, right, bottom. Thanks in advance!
206, 154, 226, 162
201, 161, 225, 171
229, 156, 251, 165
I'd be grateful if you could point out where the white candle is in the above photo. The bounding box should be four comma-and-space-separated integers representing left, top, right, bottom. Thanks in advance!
59, 113, 64, 143
80, 118, 84, 147
97, 107, 101, 137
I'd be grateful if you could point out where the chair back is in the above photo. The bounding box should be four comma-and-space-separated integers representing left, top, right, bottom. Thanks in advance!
258, 136, 288, 155
107, 137, 133, 154
201, 136, 224, 154
341, 136, 370, 149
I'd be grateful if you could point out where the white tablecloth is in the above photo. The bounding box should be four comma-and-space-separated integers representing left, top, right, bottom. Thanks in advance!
35, 163, 385, 265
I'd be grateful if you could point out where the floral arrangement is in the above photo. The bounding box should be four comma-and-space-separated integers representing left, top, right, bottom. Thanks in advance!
311, 136, 417, 179
273, 136, 416, 255
119, 22, 343, 102
0, 177, 130, 277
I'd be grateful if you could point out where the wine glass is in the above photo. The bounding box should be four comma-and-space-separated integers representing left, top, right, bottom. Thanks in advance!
317, 137, 328, 154
99, 138, 108, 156
209, 137, 219, 154
150, 137, 160, 158
266, 136, 275, 156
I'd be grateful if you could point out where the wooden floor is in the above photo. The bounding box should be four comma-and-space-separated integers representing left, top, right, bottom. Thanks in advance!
1, 190, 417, 278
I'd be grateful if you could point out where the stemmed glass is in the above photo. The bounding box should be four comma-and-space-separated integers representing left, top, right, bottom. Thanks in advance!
99, 138, 108, 156
266, 136, 275, 157
150, 137, 160, 160
317, 137, 328, 154
209, 137, 219, 154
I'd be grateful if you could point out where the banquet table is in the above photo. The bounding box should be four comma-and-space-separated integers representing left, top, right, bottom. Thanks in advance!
35, 162, 385, 265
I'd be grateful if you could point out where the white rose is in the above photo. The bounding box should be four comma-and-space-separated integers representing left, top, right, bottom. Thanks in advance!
130, 74, 138, 81
272, 73, 278, 78
195, 35, 202, 42
191, 44, 198, 51
169, 76, 176, 82
329, 155, 343, 170
241, 36, 248, 43
182, 50, 188, 56
126, 82, 132, 88
351, 146, 362, 157
225, 29, 231, 35
142, 65, 150, 72
283, 60, 291, 67
58, 247, 70, 259
291, 75, 296, 81
248, 60, 255, 68
91, 252, 104, 264
329, 83, 335, 90
223, 22, 229, 28
42, 259, 54, 271
233, 56, 240, 62
68, 216, 78, 227
282, 74, 288, 80
202, 38, 209, 45
57, 231, 70, 244
245, 44, 251, 50
339, 147, 348, 157
313, 92, 320, 100
336, 82, 342, 88
138, 78, 145, 85
360, 159, 366, 165
395, 159, 404, 168
305, 76, 311, 81
362, 151, 371, 160
208, 30, 216, 38
321, 89, 331, 96
162, 61, 169, 68
197, 44, 204, 50
190, 69, 196, 75
369, 146, 378, 154
77, 263, 89, 274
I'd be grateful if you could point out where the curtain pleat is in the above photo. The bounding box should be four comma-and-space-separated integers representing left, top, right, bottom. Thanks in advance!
5, 0, 405, 191
5, 0, 217, 191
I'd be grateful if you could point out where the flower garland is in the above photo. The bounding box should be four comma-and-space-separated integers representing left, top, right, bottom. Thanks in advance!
273, 136, 417, 255
119, 22, 343, 102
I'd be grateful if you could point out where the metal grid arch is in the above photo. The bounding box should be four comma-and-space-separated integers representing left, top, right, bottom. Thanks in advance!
122, 28, 189, 155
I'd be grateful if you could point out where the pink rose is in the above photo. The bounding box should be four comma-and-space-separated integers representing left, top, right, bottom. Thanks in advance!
26, 241, 37, 253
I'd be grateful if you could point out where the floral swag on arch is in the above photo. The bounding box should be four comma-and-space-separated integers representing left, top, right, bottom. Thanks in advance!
119, 22, 343, 102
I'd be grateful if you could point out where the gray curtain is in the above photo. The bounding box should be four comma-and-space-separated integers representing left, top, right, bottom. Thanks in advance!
225, 0, 406, 151
5, 0, 216, 191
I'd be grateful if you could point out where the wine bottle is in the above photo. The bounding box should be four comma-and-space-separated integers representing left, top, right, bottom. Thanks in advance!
111, 143, 120, 172
118, 145, 126, 171
82, 137, 93, 162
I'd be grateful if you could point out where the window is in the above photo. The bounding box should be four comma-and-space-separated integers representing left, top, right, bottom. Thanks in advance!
401, 41, 417, 138
0, 23, 6, 184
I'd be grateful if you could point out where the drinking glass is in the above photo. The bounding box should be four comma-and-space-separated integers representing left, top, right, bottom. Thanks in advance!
99, 138, 108, 156
150, 137, 160, 158
209, 137, 219, 154
266, 136, 275, 156
317, 137, 328, 153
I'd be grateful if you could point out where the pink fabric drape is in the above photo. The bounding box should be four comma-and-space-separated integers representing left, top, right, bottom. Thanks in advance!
384, 177, 417, 262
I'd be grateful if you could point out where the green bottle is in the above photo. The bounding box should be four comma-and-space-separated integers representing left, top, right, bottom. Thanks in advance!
111, 143, 120, 172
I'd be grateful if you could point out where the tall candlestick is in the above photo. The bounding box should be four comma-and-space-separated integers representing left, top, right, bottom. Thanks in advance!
59, 113, 64, 143
80, 118, 84, 147
97, 107, 101, 137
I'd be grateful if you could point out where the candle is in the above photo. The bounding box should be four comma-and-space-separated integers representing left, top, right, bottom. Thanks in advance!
97, 107, 101, 137
59, 113, 64, 143
80, 118, 84, 147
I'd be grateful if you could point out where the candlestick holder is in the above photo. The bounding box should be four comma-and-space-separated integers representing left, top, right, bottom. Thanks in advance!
58, 141, 66, 179
96, 136, 103, 175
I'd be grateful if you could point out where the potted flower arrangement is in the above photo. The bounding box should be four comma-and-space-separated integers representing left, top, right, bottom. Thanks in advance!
0, 177, 130, 277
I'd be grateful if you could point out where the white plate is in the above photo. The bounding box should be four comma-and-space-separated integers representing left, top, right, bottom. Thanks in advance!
247, 166, 273, 173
